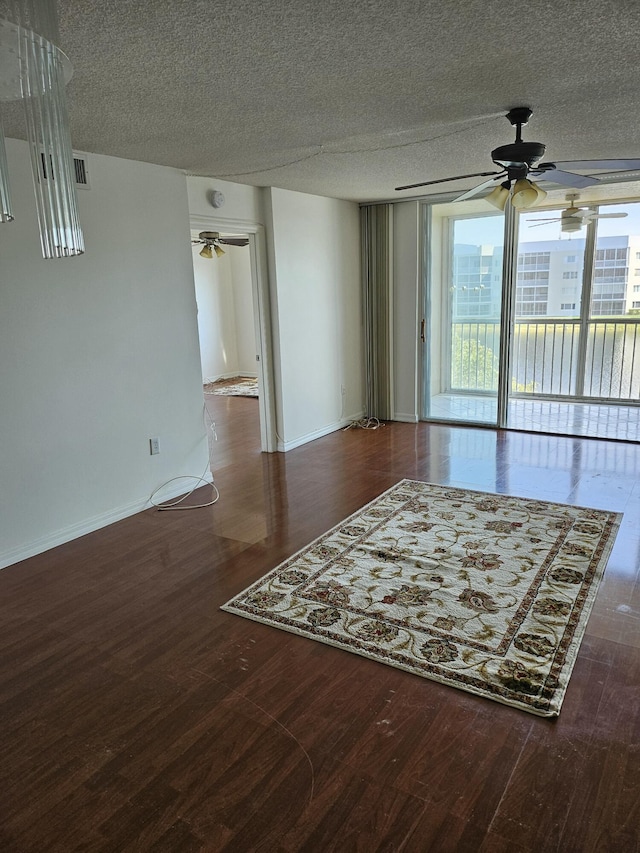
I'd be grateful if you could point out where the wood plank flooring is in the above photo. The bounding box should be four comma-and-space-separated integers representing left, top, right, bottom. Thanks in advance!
1, 395, 639, 851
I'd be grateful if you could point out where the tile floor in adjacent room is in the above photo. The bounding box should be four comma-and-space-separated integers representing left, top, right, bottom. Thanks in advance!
429, 392, 640, 442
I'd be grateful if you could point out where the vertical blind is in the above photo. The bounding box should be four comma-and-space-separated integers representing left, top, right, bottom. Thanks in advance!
361, 203, 392, 419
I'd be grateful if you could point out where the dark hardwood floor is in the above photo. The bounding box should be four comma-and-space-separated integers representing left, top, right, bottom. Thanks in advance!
1, 394, 639, 852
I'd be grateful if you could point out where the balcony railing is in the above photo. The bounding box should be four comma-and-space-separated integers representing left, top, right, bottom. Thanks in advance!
450, 317, 640, 402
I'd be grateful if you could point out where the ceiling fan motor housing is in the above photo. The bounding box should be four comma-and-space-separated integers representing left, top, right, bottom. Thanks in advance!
491, 141, 546, 171
561, 208, 584, 232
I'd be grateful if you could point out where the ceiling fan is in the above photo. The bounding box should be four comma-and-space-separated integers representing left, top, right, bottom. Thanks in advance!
528, 193, 628, 232
192, 231, 249, 258
395, 107, 640, 210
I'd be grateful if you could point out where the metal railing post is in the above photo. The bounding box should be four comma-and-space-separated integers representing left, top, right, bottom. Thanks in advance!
575, 214, 598, 397
497, 202, 518, 428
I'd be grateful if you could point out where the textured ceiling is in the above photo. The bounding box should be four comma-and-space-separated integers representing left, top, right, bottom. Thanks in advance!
3, 0, 640, 202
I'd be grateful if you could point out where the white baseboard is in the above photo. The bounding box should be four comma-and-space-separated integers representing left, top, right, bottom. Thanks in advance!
0, 472, 214, 571
393, 412, 419, 423
277, 411, 365, 452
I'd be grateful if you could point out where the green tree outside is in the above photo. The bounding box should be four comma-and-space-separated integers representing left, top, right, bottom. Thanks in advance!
450, 326, 536, 393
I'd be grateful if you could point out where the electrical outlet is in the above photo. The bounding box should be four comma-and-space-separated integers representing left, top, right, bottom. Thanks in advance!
149, 437, 160, 455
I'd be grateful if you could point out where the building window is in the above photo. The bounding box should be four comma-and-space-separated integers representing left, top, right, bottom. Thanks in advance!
596, 247, 628, 262
517, 252, 551, 268
565, 255, 577, 263
634, 285, 640, 293
517, 285, 548, 299
594, 266, 627, 278
561, 303, 576, 310
591, 299, 625, 315
593, 281, 625, 296
517, 270, 549, 281
562, 271, 579, 279
633, 301, 640, 309
516, 302, 547, 316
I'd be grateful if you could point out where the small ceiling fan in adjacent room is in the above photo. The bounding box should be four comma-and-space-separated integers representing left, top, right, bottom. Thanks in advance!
395, 107, 640, 209
528, 193, 628, 232
192, 231, 249, 258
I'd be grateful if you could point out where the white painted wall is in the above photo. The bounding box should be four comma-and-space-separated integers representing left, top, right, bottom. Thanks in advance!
193, 247, 237, 381
193, 242, 256, 382
265, 187, 363, 449
230, 245, 257, 375
0, 140, 209, 569
187, 177, 265, 225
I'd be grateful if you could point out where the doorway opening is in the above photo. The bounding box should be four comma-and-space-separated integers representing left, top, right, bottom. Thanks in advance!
191, 228, 261, 468
189, 216, 276, 465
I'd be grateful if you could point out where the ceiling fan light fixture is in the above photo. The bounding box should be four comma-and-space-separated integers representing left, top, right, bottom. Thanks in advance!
213, 243, 225, 258
533, 183, 547, 203
199, 244, 213, 259
485, 181, 511, 211
511, 178, 540, 209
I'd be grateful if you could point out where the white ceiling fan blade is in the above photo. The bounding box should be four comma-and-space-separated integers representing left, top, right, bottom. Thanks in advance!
538, 169, 600, 188
528, 219, 562, 227
454, 176, 504, 202
568, 210, 628, 221
219, 238, 250, 246
552, 159, 640, 172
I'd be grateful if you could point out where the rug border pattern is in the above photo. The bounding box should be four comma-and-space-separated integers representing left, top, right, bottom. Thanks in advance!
221, 480, 622, 716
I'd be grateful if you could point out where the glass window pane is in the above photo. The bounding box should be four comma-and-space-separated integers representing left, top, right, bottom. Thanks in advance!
449, 217, 503, 412
513, 210, 588, 396
425, 205, 504, 425
592, 203, 640, 317
585, 203, 640, 399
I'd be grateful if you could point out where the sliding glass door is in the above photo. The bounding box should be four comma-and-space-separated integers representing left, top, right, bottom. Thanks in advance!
507, 203, 640, 438
424, 207, 505, 425
423, 197, 640, 440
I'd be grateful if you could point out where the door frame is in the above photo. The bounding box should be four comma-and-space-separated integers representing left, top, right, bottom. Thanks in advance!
422, 203, 508, 426
190, 213, 277, 452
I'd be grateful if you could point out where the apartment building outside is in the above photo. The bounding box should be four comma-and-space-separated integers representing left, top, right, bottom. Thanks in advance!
453, 234, 640, 321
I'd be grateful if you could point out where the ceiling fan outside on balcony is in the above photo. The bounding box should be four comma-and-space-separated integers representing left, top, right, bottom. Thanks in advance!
528, 193, 628, 232
395, 108, 640, 210
192, 231, 249, 258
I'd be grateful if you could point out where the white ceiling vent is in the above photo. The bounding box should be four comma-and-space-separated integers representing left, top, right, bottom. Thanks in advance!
39, 151, 91, 189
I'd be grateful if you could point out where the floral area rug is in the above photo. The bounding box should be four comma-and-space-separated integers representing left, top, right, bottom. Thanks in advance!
204, 377, 258, 397
222, 480, 622, 716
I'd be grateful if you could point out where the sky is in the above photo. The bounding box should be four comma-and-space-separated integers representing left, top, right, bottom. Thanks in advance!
453, 202, 640, 247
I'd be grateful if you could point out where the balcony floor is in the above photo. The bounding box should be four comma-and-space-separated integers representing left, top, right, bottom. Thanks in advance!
428, 394, 640, 442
